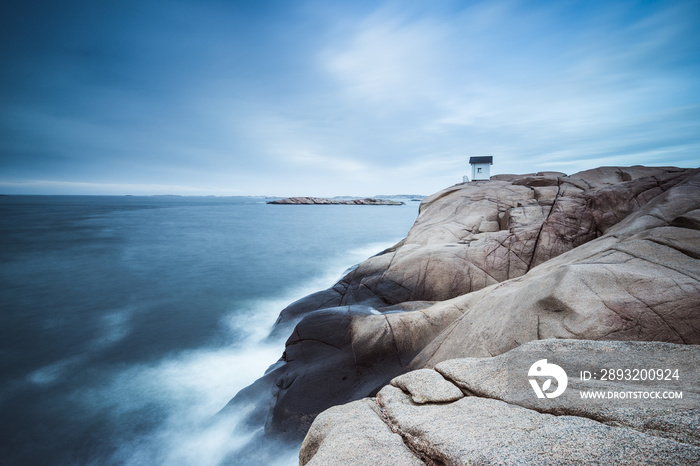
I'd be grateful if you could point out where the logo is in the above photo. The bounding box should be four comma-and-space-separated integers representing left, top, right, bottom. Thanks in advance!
528, 359, 568, 398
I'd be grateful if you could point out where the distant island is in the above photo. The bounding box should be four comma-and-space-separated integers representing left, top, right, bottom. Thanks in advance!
267, 197, 405, 205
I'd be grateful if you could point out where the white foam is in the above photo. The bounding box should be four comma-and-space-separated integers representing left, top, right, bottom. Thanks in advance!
76, 336, 286, 465
75, 237, 405, 465
27, 355, 86, 385
27, 306, 135, 386
89, 307, 134, 349
347, 240, 398, 259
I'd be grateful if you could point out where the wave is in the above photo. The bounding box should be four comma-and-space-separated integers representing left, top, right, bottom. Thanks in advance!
26, 306, 136, 386
73, 238, 403, 465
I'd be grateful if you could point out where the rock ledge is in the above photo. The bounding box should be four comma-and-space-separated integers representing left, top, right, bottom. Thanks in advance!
301, 339, 700, 465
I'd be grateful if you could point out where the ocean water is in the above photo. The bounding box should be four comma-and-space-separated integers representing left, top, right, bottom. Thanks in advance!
0, 195, 420, 465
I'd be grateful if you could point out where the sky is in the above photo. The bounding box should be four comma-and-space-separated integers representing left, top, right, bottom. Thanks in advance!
0, 0, 698, 196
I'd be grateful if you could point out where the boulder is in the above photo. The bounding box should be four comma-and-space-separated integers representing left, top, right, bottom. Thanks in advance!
299, 399, 422, 466
410, 168, 700, 368
390, 369, 463, 404
300, 340, 700, 465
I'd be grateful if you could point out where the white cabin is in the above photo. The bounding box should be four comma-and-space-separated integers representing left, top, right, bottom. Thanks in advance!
470, 156, 493, 181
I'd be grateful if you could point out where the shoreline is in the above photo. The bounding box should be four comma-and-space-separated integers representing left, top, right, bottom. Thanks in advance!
267, 196, 405, 205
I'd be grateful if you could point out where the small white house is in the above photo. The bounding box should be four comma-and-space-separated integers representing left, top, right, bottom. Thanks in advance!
470, 156, 493, 181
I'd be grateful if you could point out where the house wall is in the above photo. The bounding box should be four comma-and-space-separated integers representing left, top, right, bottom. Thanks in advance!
471, 163, 491, 180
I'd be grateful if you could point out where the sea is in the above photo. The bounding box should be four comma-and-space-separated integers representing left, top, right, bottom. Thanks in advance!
0, 195, 420, 465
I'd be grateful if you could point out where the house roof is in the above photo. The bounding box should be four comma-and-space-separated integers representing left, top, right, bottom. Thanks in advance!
469, 156, 493, 164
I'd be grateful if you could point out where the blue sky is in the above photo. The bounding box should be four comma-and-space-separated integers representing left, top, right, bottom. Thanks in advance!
1, 0, 698, 196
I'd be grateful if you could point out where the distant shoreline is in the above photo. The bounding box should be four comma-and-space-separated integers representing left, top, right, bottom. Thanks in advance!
267, 197, 405, 206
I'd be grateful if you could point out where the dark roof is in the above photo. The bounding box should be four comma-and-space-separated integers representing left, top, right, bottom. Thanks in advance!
469, 156, 493, 164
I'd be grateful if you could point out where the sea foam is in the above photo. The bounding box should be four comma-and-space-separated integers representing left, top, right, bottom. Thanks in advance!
76, 239, 401, 465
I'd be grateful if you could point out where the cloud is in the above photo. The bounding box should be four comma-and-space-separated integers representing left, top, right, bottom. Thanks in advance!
285, 149, 370, 172
323, 13, 447, 109
321, 0, 700, 174
0, 0, 698, 196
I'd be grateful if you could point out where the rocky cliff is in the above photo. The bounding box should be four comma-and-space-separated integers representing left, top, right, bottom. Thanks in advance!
225, 166, 700, 463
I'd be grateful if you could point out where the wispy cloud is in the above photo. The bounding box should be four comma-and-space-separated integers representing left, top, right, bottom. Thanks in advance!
0, 0, 698, 195
317, 0, 699, 180
323, 13, 447, 109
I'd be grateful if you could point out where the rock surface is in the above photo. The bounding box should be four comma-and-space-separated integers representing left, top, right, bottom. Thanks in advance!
390, 369, 463, 404
300, 339, 700, 465
267, 197, 404, 205
225, 166, 700, 459
299, 399, 423, 466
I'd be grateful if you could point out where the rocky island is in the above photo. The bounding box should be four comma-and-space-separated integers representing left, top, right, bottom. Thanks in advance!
226, 166, 700, 464
268, 197, 404, 205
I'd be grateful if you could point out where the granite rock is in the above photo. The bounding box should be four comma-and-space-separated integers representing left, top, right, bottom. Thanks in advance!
300, 340, 700, 465
390, 369, 463, 404
225, 166, 700, 456
299, 398, 422, 466
273, 166, 694, 335
267, 197, 404, 205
